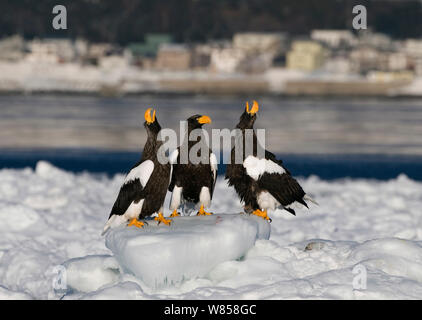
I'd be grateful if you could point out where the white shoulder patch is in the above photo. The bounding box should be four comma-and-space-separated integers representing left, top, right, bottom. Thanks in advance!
243, 155, 285, 181
125, 159, 154, 187
210, 153, 218, 181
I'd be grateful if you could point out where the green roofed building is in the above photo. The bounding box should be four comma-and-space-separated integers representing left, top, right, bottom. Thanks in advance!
127, 33, 173, 57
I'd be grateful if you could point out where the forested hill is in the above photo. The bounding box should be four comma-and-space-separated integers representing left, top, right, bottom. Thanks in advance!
1, 0, 421, 44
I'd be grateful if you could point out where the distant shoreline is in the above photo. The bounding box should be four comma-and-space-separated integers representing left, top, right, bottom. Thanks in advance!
1, 90, 422, 100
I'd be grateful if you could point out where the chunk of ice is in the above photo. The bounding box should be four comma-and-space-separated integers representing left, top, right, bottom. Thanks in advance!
105, 213, 270, 288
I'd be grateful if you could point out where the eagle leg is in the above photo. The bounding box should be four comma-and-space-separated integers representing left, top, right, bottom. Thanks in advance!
252, 209, 271, 222
197, 204, 213, 216
170, 209, 181, 217
154, 212, 171, 226
128, 218, 145, 228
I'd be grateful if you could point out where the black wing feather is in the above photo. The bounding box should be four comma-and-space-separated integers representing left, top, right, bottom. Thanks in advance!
258, 172, 306, 208
210, 156, 217, 199
108, 179, 144, 219
168, 147, 216, 200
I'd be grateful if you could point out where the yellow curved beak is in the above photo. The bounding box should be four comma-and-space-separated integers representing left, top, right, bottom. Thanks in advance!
246, 100, 259, 115
144, 108, 156, 123
197, 115, 212, 124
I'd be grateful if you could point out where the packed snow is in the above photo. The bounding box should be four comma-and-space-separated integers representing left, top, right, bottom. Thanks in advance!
1, 161, 422, 299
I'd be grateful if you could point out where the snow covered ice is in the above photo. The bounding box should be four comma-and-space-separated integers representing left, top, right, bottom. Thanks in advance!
1, 161, 422, 299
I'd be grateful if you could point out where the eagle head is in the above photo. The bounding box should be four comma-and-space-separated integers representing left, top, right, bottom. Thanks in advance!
144, 107, 161, 135
187, 114, 212, 130
237, 100, 259, 130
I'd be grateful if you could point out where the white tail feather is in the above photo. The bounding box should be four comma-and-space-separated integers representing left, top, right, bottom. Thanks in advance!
304, 195, 319, 206
285, 201, 305, 210
101, 222, 112, 236
101, 214, 128, 236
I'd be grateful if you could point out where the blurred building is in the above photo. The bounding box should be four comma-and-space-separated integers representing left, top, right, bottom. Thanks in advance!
234, 32, 288, 72
386, 52, 409, 71
190, 44, 213, 70
155, 44, 192, 71
287, 41, 326, 71
79, 43, 115, 65
98, 55, 128, 69
26, 38, 75, 63
0, 35, 25, 61
74, 39, 89, 59
367, 70, 414, 83
209, 33, 288, 74
413, 58, 422, 76
233, 32, 288, 55
357, 30, 392, 50
210, 46, 246, 73
88, 43, 115, 58
127, 34, 172, 58
403, 39, 422, 75
126, 33, 173, 68
404, 39, 422, 57
324, 55, 354, 74
311, 30, 356, 48
349, 46, 380, 74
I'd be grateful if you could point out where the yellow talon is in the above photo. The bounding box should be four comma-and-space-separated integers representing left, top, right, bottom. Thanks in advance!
197, 204, 213, 216
252, 209, 271, 221
154, 212, 171, 226
170, 210, 180, 218
128, 218, 145, 228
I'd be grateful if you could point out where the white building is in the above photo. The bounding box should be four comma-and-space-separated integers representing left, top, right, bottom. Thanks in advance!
0, 35, 25, 61
367, 70, 414, 83
210, 47, 246, 73
286, 41, 326, 71
349, 46, 380, 73
26, 38, 75, 63
414, 58, 422, 76
404, 39, 422, 58
98, 55, 128, 69
311, 30, 356, 48
324, 56, 354, 74
357, 30, 392, 50
387, 52, 409, 71
233, 32, 287, 55
74, 38, 88, 58
155, 44, 192, 71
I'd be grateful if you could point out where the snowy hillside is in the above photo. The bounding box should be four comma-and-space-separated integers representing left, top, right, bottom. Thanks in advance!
1, 161, 422, 299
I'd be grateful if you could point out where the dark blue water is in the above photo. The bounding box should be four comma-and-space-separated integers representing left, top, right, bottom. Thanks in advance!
1, 149, 422, 181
